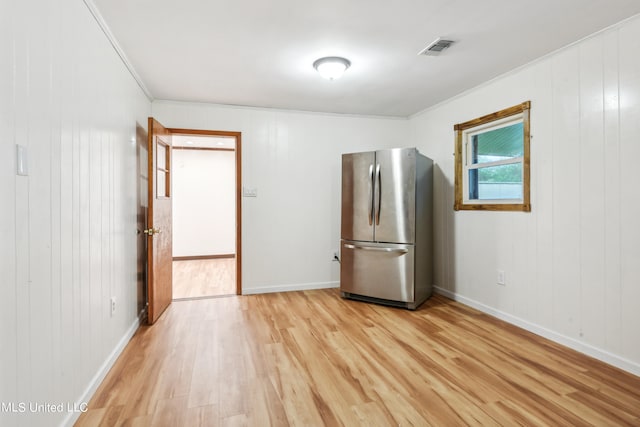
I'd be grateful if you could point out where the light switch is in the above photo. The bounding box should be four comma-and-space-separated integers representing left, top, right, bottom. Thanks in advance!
243, 187, 257, 197
16, 145, 28, 176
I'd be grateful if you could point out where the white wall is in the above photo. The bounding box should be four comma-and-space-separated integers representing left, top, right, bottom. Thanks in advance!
173, 149, 236, 257
0, 0, 150, 426
153, 101, 408, 294
409, 15, 640, 374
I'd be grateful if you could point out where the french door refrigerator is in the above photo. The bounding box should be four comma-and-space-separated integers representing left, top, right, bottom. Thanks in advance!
340, 147, 433, 310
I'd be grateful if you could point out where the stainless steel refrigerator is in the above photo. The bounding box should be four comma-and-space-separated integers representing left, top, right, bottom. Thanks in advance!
340, 147, 433, 310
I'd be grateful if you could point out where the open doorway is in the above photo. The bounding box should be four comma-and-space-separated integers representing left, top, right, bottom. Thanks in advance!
169, 129, 242, 299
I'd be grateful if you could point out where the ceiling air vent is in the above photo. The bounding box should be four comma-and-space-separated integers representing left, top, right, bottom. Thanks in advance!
418, 37, 455, 56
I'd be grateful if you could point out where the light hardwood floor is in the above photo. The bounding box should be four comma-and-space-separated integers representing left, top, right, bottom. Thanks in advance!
75, 289, 640, 426
172, 258, 236, 299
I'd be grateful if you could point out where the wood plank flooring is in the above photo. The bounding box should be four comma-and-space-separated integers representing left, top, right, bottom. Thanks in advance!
172, 258, 236, 299
75, 289, 640, 426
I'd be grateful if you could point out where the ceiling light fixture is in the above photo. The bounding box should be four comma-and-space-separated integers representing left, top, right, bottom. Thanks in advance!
313, 56, 351, 80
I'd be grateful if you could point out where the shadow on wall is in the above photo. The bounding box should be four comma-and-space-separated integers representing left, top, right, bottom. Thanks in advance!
433, 163, 456, 294
135, 122, 148, 317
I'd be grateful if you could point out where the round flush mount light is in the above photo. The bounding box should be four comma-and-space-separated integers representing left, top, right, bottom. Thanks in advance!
313, 56, 351, 80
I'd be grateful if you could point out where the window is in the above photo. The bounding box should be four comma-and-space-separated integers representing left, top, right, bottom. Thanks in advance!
454, 101, 531, 211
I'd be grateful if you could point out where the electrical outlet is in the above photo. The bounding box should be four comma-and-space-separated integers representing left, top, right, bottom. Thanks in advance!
332, 250, 340, 262
497, 270, 506, 286
110, 297, 116, 316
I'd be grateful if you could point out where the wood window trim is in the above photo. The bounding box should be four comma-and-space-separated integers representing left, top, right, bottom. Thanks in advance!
453, 101, 531, 212
156, 137, 171, 199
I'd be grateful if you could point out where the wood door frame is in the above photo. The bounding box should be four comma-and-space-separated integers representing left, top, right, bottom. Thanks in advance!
168, 127, 242, 295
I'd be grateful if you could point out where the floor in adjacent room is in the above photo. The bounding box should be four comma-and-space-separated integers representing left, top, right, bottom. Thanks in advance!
172, 258, 236, 299
75, 289, 640, 426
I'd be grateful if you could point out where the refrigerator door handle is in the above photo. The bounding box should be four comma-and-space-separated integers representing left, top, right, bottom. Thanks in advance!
344, 244, 409, 254
368, 164, 374, 226
375, 163, 381, 225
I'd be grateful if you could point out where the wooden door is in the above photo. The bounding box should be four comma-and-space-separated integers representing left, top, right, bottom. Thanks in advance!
147, 118, 173, 324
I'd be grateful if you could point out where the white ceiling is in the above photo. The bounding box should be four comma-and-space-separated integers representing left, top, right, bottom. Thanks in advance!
92, 0, 640, 117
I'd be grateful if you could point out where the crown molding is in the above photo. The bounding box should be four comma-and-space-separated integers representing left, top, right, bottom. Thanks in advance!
83, 0, 154, 101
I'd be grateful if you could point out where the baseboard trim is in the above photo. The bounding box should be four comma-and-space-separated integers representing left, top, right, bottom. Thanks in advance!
62, 313, 142, 427
433, 286, 640, 377
173, 254, 235, 261
243, 281, 339, 295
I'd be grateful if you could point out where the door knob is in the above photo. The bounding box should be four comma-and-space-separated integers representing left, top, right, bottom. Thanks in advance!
143, 228, 161, 236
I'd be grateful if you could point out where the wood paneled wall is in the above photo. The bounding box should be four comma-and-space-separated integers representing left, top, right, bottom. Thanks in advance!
0, 0, 150, 426
152, 101, 409, 295
410, 14, 640, 375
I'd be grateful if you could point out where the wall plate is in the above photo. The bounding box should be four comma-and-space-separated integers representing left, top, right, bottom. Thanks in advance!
16, 144, 28, 176
243, 187, 257, 197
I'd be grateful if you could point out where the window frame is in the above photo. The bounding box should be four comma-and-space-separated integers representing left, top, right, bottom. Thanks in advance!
454, 101, 531, 212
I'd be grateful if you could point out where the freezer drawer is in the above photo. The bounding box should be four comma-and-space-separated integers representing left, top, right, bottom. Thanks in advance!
340, 240, 414, 303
